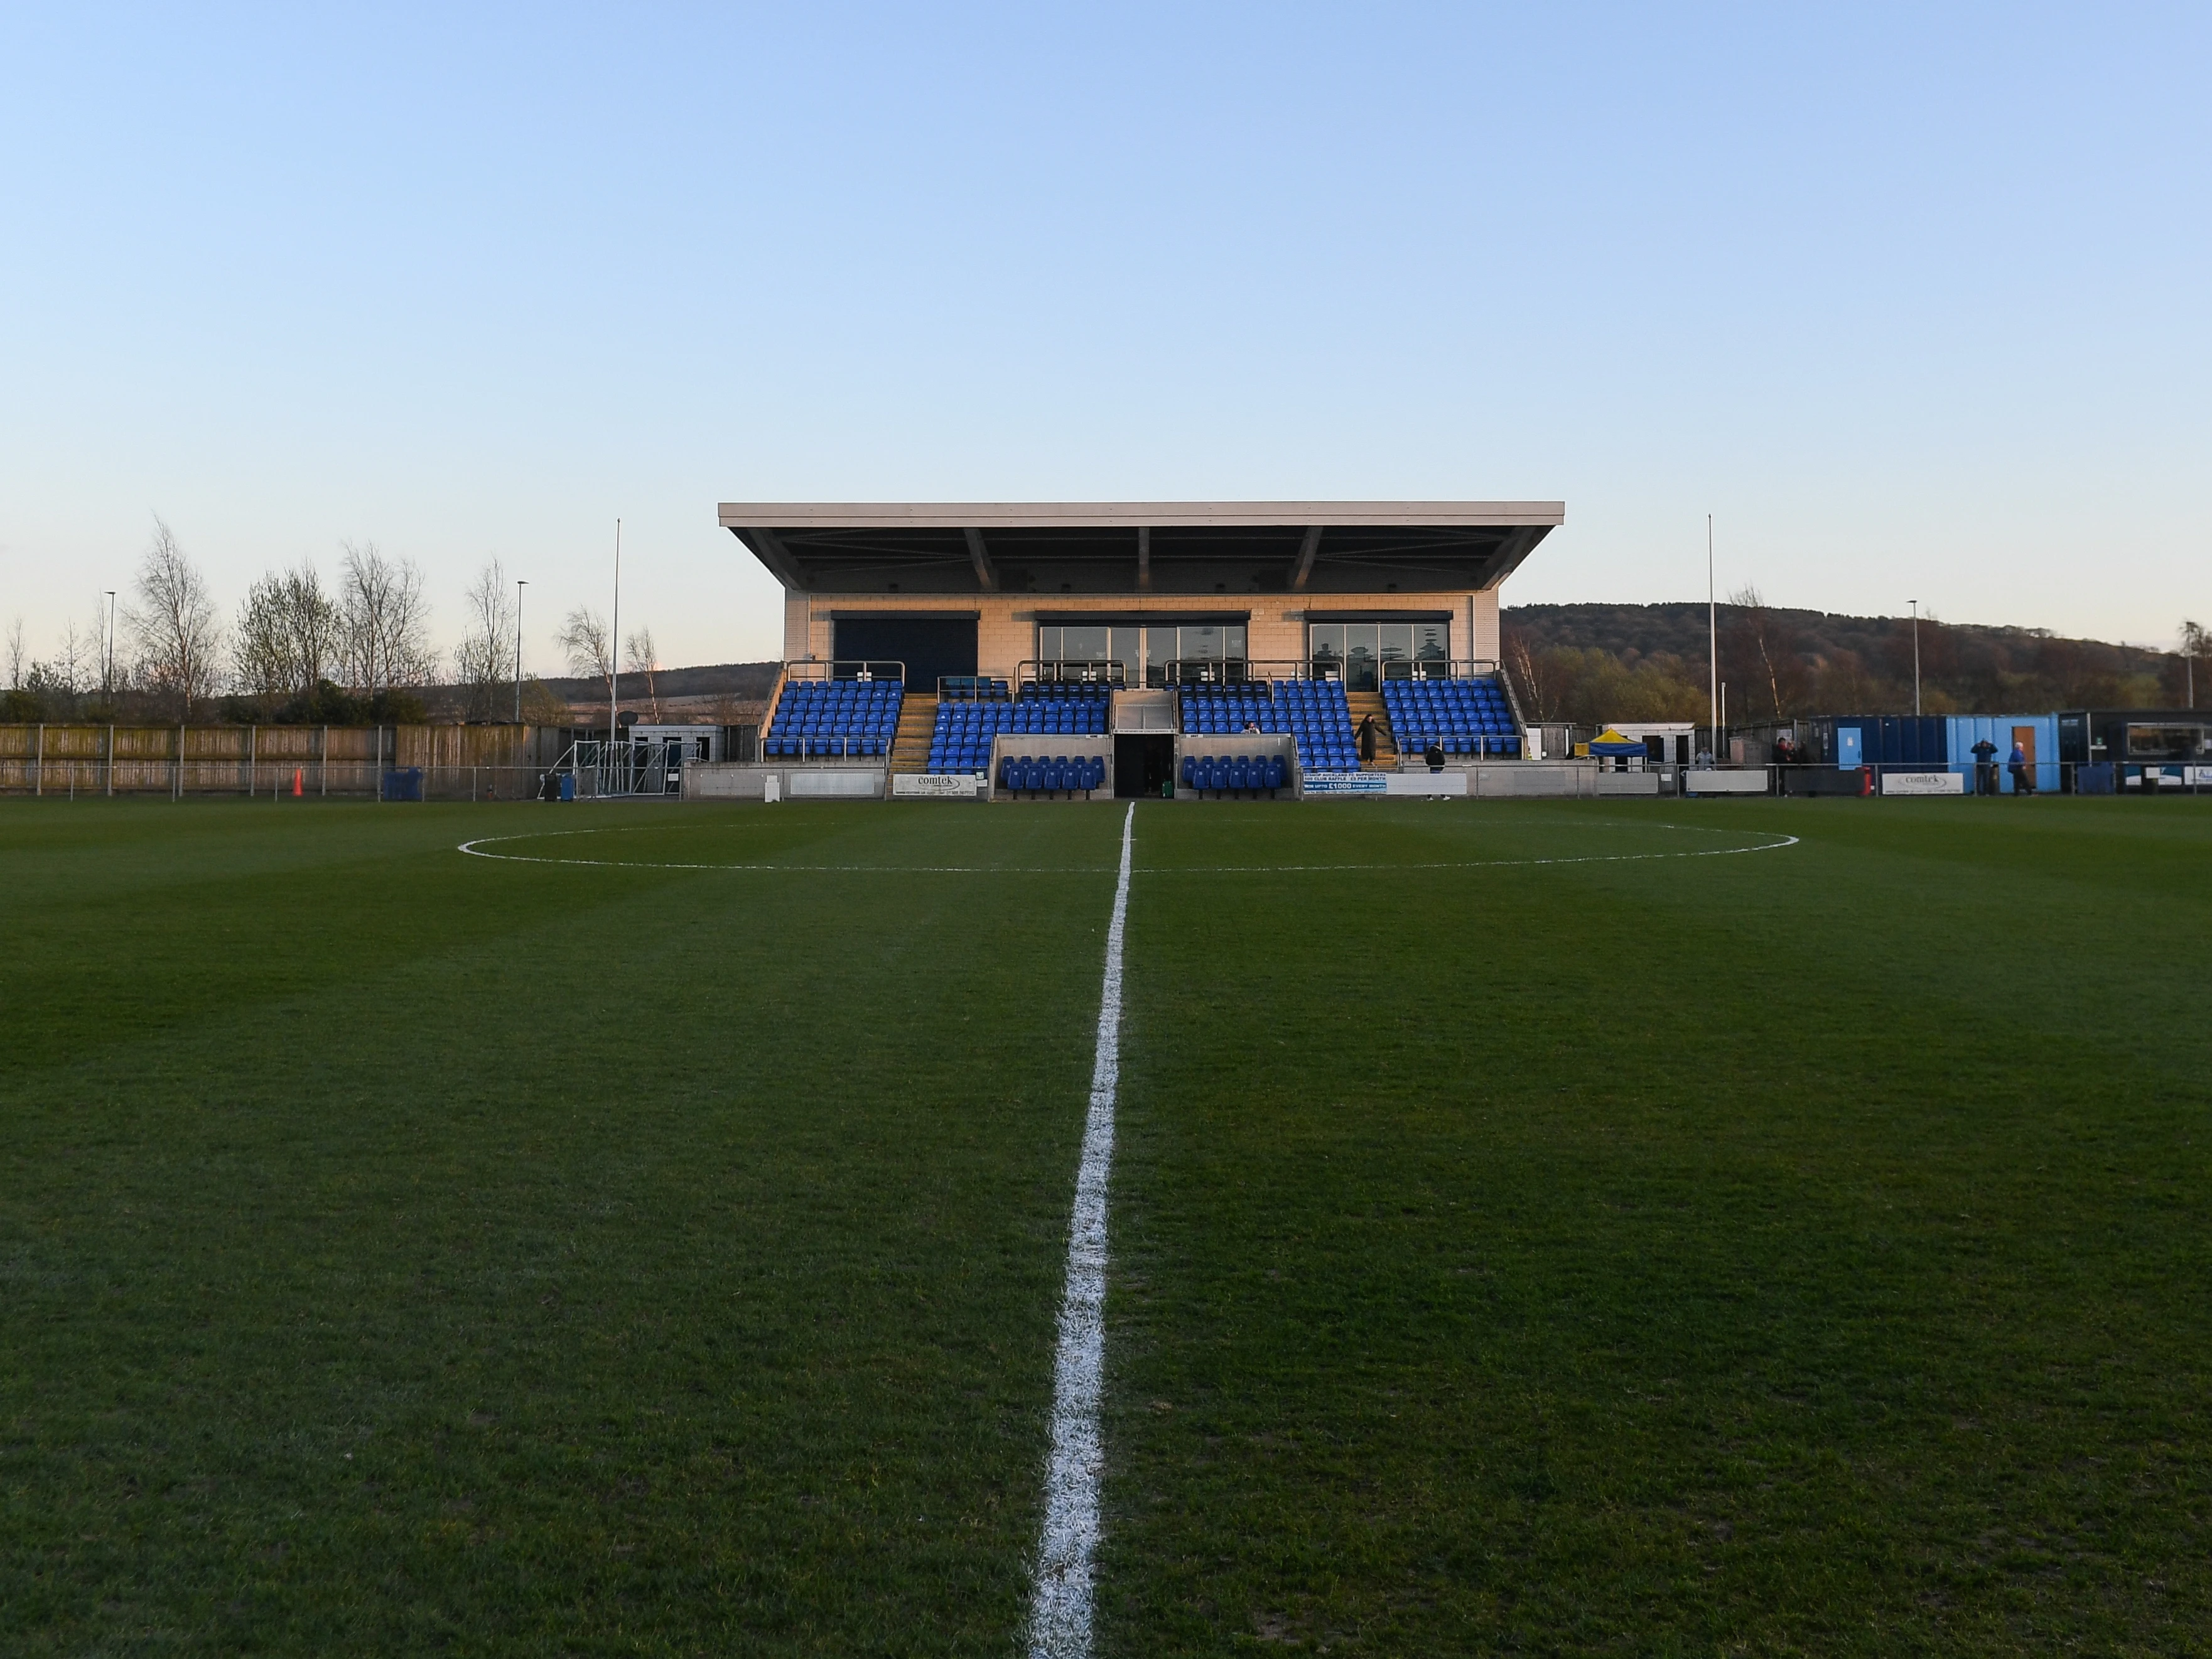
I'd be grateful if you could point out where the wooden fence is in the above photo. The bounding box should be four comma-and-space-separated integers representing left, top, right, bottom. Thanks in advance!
0, 725, 566, 800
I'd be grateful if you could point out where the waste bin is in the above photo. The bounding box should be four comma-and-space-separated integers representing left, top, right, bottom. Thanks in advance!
558, 773, 576, 802
380, 767, 424, 802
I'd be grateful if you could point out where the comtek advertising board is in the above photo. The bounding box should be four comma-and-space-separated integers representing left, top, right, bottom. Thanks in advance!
1881, 771, 1963, 796
892, 772, 983, 798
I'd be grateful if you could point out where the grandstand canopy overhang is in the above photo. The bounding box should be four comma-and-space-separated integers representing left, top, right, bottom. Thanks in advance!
718, 502, 1563, 597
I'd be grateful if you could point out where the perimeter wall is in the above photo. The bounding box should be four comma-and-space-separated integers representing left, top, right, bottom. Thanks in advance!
0, 725, 564, 799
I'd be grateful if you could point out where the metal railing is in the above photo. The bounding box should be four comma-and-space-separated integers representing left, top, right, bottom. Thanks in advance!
780, 659, 907, 684
1378, 657, 1502, 682
1018, 659, 1128, 689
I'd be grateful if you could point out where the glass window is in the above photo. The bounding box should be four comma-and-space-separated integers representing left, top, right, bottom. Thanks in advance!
1413, 621, 1449, 662
1379, 623, 1413, 663
1062, 625, 1109, 662
1109, 627, 1140, 681
2127, 723, 2205, 759
1145, 625, 1177, 686
1343, 623, 1379, 689
1308, 623, 1344, 678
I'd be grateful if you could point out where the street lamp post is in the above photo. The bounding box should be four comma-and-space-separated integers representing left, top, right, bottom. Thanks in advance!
514, 580, 527, 725
103, 590, 116, 697
610, 519, 622, 742
1910, 600, 1922, 716
1707, 516, 1718, 755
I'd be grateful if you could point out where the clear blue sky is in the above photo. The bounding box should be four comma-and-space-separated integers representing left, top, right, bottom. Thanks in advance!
3, 3, 2206, 673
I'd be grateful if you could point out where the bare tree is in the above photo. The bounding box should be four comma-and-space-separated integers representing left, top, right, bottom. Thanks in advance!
4, 616, 23, 689
1725, 585, 1809, 720
337, 541, 436, 696
625, 625, 661, 721
124, 518, 224, 717
52, 619, 95, 696
1506, 635, 1556, 721
556, 606, 612, 680
557, 607, 614, 731
454, 559, 519, 720
232, 563, 338, 705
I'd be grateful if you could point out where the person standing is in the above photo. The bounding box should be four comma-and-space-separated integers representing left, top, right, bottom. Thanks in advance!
1971, 735, 1999, 795
1425, 737, 1446, 773
1358, 715, 1378, 764
2008, 740, 2031, 795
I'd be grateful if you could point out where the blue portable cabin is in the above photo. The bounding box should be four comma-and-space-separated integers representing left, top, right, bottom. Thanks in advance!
1825, 715, 1948, 770
1948, 715, 2059, 794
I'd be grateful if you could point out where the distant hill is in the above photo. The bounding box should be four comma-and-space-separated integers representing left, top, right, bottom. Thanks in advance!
421, 661, 781, 725
531, 661, 781, 703
1501, 602, 2193, 725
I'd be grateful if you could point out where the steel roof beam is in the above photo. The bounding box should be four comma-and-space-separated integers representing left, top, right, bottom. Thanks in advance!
964, 527, 999, 592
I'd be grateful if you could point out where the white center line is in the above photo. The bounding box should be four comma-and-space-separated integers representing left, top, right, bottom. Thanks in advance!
1028, 800, 1135, 1659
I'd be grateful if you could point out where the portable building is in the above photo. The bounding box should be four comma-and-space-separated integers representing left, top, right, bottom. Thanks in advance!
1948, 715, 2058, 794
2056, 710, 2212, 791
1823, 715, 1948, 770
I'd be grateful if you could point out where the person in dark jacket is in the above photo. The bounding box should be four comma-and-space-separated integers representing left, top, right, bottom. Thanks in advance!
1971, 736, 1999, 794
2009, 741, 2033, 794
1358, 715, 1378, 763
1424, 738, 1446, 773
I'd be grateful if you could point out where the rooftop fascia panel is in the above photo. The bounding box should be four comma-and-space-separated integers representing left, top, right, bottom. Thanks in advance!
718, 500, 1565, 529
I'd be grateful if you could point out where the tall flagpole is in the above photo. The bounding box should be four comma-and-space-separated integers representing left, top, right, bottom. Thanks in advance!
1707, 515, 1718, 753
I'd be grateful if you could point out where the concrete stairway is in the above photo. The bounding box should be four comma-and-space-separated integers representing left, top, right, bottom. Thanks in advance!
889, 693, 937, 774
1346, 690, 1400, 770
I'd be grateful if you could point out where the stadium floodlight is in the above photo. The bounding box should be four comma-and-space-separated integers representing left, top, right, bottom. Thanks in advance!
102, 590, 116, 695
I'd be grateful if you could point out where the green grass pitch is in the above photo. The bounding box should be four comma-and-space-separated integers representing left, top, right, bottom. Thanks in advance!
3, 796, 2207, 1654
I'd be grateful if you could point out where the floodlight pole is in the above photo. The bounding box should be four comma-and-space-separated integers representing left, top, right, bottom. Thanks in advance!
1707, 516, 1718, 752
1910, 599, 1922, 716
610, 519, 622, 746
103, 590, 116, 696
514, 579, 527, 725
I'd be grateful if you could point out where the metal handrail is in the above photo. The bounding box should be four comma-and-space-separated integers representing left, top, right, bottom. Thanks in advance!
780, 658, 907, 683
1018, 659, 1128, 689
1159, 659, 1307, 687
1378, 657, 1501, 681
937, 674, 1013, 700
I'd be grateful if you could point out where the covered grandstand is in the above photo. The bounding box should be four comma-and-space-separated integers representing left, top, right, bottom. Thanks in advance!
719, 500, 1563, 797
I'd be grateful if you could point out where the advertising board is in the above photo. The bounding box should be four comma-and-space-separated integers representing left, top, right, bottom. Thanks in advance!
891, 772, 981, 799
1881, 770, 1964, 796
1301, 772, 1387, 796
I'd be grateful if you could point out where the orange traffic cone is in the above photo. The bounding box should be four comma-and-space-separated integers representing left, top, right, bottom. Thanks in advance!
293, 768, 304, 797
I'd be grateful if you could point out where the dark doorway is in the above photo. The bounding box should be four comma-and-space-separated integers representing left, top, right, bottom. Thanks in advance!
833, 615, 978, 689
1116, 735, 1175, 799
